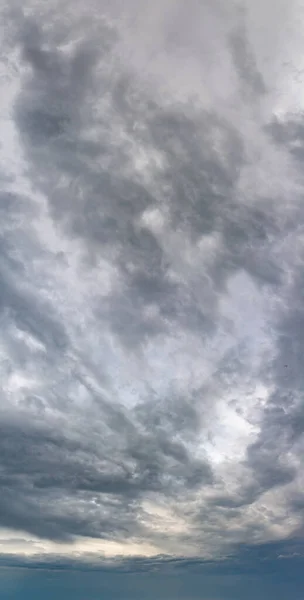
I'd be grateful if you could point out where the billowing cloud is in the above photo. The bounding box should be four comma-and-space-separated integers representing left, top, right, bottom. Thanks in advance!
0, 0, 303, 568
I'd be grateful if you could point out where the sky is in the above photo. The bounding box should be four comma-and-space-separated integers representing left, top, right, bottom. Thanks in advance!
0, 0, 303, 598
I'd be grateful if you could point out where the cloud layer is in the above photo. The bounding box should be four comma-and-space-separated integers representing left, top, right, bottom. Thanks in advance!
0, 0, 304, 561
1, 540, 304, 600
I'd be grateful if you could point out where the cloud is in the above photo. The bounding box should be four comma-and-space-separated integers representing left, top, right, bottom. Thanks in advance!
0, 540, 304, 600
0, 0, 303, 566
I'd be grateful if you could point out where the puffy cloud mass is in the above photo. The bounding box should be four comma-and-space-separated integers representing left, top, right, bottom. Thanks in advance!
0, 0, 303, 570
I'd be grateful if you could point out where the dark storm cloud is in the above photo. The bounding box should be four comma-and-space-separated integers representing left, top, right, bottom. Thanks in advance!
0, 0, 303, 563
0, 16, 288, 527
13, 13, 283, 342
0, 401, 212, 541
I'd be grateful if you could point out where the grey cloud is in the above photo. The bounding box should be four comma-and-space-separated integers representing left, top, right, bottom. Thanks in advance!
0, 270, 68, 352
0, 209, 68, 356
0, 540, 303, 600
0, 402, 212, 541
13, 15, 282, 347
1, 537, 302, 570
240, 116, 304, 512
0, 0, 304, 561
229, 24, 266, 97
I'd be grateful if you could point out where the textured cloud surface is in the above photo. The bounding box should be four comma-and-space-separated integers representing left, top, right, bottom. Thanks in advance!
0, 0, 304, 575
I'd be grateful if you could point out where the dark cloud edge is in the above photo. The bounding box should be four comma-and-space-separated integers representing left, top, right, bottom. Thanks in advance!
0, 538, 303, 573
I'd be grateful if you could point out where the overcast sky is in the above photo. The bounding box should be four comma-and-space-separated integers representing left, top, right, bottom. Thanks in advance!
0, 0, 304, 598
